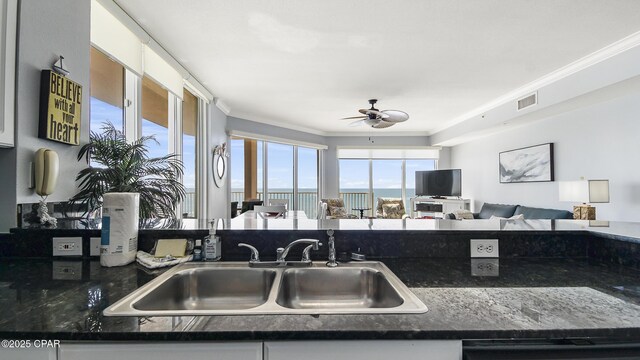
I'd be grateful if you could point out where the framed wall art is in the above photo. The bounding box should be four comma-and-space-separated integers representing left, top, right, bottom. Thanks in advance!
499, 143, 554, 183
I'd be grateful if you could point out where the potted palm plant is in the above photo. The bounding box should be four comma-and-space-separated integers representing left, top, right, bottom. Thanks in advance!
70, 122, 186, 219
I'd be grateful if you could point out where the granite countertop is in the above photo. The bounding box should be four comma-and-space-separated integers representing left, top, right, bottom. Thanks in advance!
13, 218, 640, 242
2, 258, 640, 341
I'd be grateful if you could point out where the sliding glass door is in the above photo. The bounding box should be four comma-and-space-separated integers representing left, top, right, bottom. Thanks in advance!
298, 146, 318, 218
267, 142, 294, 207
372, 160, 403, 209
230, 138, 320, 216
339, 158, 438, 216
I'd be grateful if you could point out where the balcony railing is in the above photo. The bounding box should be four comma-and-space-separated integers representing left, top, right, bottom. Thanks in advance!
183, 191, 196, 218
230, 191, 371, 218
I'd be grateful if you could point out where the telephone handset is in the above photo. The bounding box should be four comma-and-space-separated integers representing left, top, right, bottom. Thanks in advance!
34, 148, 59, 196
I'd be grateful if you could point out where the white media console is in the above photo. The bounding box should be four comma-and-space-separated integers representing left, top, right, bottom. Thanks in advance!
410, 197, 471, 218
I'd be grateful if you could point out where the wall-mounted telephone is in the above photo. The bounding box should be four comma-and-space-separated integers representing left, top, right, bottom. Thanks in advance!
34, 148, 59, 196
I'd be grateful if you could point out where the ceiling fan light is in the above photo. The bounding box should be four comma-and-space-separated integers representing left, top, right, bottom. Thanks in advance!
364, 118, 379, 126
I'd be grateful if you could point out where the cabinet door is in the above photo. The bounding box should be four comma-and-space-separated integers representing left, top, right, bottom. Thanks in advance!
264, 340, 462, 360
0, 348, 56, 360
59, 342, 262, 360
0, 0, 17, 148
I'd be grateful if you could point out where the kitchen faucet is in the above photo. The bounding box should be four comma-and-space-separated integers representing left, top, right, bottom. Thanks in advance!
277, 239, 321, 263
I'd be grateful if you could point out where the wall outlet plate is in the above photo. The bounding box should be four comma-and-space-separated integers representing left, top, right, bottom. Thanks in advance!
52, 261, 82, 280
52, 237, 83, 256
90, 237, 101, 256
471, 258, 500, 277
470, 239, 499, 258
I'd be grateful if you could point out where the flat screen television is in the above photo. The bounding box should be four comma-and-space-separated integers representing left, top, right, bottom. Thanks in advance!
415, 169, 462, 198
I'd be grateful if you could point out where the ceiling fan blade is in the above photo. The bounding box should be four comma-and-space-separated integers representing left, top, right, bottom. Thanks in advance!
381, 110, 409, 122
349, 119, 366, 127
340, 115, 367, 120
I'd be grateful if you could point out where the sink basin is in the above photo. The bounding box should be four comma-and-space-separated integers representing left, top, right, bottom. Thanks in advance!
104, 261, 427, 316
276, 268, 403, 309
133, 268, 276, 311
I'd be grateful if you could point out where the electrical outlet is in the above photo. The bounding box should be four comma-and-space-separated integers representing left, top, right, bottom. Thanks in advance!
90, 237, 101, 256
52, 261, 82, 280
471, 258, 499, 277
470, 239, 499, 258
52, 237, 83, 256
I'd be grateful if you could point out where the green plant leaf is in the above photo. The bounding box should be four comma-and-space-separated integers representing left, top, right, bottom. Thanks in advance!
69, 121, 187, 219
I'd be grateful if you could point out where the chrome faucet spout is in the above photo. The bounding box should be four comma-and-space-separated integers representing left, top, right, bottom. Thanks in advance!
238, 243, 260, 263
326, 229, 337, 267
277, 239, 320, 263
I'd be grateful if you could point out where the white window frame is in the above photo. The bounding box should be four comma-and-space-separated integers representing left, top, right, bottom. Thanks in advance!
233, 138, 322, 214
338, 158, 439, 211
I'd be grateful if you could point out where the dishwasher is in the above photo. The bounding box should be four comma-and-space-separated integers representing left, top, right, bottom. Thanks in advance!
463, 340, 640, 359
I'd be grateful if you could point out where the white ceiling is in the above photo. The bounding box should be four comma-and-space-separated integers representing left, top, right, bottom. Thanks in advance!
115, 0, 640, 135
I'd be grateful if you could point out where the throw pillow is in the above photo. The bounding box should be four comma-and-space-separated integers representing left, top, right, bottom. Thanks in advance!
453, 209, 474, 220
329, 206, 347, 217
382, 203, 403, 219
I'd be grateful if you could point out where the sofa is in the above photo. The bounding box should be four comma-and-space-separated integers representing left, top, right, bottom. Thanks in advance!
447, 202, 573, 220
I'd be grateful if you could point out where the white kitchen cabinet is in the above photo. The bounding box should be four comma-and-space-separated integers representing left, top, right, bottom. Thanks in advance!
58, 342, 262, 360
0, 347, 56, 360
264, 340, 462, 360
0, 0, 18, 147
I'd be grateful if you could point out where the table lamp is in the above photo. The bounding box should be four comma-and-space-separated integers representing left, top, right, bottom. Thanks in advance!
559, 180, 609, 220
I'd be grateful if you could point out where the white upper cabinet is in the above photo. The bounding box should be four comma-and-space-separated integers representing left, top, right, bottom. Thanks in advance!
0, 0, 18, 148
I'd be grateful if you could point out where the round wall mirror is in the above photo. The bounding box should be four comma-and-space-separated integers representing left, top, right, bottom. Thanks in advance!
212, 153, 226, 187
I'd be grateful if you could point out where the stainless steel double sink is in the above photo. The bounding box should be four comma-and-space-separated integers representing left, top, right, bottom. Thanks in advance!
104, 261, 427, 316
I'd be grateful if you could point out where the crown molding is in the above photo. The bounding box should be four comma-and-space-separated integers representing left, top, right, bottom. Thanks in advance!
228, 112, 328, 136
213, 98, 231, 115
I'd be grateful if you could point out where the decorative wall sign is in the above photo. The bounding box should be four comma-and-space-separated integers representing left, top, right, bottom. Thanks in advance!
38, 70, 82, 145
499, 143, 554, 183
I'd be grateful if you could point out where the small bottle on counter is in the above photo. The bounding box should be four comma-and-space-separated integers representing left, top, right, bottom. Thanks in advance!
193, 239, 202, 261
203, 219, 221, 261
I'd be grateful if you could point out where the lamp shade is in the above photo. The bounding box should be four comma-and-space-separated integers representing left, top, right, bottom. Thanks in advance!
588, 180, 610, 203
559, 180, 609, 203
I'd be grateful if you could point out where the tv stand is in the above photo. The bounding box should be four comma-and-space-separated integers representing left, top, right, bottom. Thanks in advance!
410, 197, 471, 218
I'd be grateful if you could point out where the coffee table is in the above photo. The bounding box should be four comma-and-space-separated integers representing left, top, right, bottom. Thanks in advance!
352, 207, 371, 219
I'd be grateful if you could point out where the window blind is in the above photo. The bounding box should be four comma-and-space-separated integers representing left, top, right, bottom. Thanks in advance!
143, 45, 184, 100
91, 0, 143, 75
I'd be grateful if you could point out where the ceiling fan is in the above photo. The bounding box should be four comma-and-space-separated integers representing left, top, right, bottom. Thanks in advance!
340, 99, 409, 128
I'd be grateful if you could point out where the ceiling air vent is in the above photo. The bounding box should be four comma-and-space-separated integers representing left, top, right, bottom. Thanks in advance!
517, 92, 537, 111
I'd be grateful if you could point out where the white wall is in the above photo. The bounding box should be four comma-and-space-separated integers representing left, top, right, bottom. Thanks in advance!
0, 0, 91, 231
450, 91, 640, 221
207, 105, 229, 218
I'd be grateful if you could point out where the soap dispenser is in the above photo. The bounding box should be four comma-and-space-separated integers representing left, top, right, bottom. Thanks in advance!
203, 219, 221, 261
